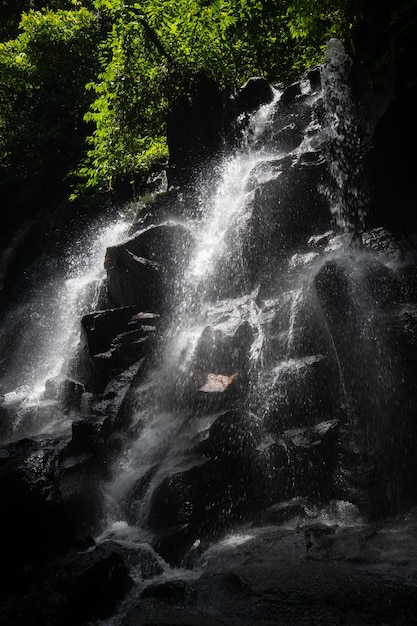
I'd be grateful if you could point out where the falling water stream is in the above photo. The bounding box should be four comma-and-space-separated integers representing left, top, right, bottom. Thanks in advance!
0, 211, 132, 441
97, 41, 374, 556
99, 90, 284, 542
1, 39, 415, 625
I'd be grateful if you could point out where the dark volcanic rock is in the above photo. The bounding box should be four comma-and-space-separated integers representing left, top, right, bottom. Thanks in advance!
167, 74, 224, 187
262, 355, 342, 431
194, 318, 253, 375
79, 306, 159, 392
241, 158, 330, 282
11, 541, 134, 626
0, 436, 75, 589
146, 412, 265, 565
229, 77, 274, 117
281, 419, 340, 501
105, 222, 194, 310
43, 376, 84, 413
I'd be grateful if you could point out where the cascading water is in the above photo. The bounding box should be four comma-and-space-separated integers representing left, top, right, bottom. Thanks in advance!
319, 38, 368, 234
0, 37, 415, 626
0, 211, 132, 442
96, 41, 413, 583
99, 91, 284, 543
92, 47, 373, 580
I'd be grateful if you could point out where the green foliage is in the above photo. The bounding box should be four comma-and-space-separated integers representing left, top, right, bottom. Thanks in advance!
74, 3, 170, 195
284, 0, 351, 75
74, 0, 352, 196
0, 1, 90, 41
0, 6, 100, 183
0, 0, 360, 199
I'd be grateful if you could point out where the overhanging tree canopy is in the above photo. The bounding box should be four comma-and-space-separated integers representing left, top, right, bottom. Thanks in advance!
3, 0, 412, 199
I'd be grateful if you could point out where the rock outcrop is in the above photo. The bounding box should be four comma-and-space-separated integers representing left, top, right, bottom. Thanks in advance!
2, 58, 417, 626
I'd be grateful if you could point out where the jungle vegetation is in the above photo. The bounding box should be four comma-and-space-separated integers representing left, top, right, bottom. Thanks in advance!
0, 0, 415, 201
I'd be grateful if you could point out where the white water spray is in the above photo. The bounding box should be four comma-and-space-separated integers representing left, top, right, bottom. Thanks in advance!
100, 91, 283, 538
320, 38, 367, 233
0, 211, 131, 440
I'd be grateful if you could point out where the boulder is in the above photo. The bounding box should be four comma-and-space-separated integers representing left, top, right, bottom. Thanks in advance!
241, 157, 331, 282
266, 70, 323, 153
314, 257, 417, 516
229, 77, 275, 118
80, 306, 155, 355
43, 376, 84, 413
147, 463, 209, 564
278, 80, 302, 108
64, 414, 112, 456
105, 222, 194, 310
257, 286, 334, 366
166, 74, 224, 186
92, 539, 164, 581
79, 306, 160, 392
254, 418, 342, 507
262, 355, 342, 432
56, 413, 119, 537
58, 449, 107, 537
0, 436, 75, 588
314, 258, 401, 427
147, 412, 265, 564
105, 252, 160, 310
54, 548, 132, 624
314, 260, 364, 406
159, 300, 256, 410
17, 542, 133, 626
194, 317, 253, 374
198, 409, 261, 463
280, 419, 340, 501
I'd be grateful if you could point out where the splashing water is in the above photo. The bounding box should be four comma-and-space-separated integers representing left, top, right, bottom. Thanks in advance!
188, 88, 282, 285
101, 49, 380, 554
100, 91, 283, 538
320, 38, 368, 233
0, 211, 131, 439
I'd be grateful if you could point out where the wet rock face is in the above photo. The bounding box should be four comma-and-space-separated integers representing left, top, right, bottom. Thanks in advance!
139, 219, 417, 563
146, 410, 266, 565
79, 306, 159, 393
241, 158, 331, 282
262, 355, 342, 431
194, 317, 253, 379
0, 436, 75, 588
314, 246, 417, 517
3, 63, 417, 626
43, 376, 84, 413
167, 74, 224, 187
105, 222, 195, 310
11, 541, 137, 626
225, 76, 275, 143
145, 412, 341, 566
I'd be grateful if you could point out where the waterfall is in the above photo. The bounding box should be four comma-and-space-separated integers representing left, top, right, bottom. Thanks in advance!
2, 39, 417, 626
98, 44, 379, 556
0, 211, 131, 442
320, 38, 368, 235
99, 91, 284, 540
